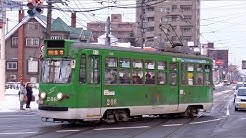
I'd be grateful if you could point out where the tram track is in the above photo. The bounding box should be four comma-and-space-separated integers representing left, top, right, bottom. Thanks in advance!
210, 88, 234, 116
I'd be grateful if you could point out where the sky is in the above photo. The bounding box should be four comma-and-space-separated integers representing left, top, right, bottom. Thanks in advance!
4, 0, 246, 68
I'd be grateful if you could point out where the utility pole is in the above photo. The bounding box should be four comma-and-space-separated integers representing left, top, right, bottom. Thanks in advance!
140, 0, 144, 49
46, 1, 52, 39
105, 16, 110, 46
0, 0, 5, 100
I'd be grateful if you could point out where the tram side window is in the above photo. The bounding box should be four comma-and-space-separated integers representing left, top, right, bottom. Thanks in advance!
79, 54, 86, 83
119, 58, 131, 84
88, 56, 100, 84
105, 57, 118, 84
119, 70, 131, 84
145, 60, 155, 84
133, 59, 143, 84
195, 64, 204, 85
204, 65, 212, 85
169, 63, 178, 86
157, 61, 167, 84
186, 64, 194, 85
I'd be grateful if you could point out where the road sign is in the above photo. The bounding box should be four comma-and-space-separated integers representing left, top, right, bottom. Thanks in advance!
39, 44, 44, 52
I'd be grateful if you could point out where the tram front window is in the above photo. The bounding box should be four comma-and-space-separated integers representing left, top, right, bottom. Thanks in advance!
41, 59, 72, 83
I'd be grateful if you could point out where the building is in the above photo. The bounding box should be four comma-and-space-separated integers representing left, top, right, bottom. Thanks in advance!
136, 0, 200, 47
87, 14, 135, 43
4, 10, 92, 83
208, 48, 228, 82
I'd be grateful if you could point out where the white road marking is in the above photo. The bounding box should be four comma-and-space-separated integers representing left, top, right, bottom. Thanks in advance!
94, 126, 149, 131
56, 130, 80, 133
0, 132, 37, 135
190, 118, 222, 125
226, 103, 230, 116
162, 124, 183, 127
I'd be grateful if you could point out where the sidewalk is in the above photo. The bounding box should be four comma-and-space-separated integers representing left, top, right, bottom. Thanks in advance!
0, 89, 38, 112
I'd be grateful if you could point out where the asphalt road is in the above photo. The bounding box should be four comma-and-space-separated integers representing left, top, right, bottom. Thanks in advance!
0, 85, 245, 138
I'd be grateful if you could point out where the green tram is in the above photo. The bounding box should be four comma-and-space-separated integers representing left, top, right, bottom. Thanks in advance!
38, 39, 213, 123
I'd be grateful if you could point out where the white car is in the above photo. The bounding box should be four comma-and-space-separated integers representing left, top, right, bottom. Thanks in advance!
235, 87, 246, 111
234, 82, 244, 103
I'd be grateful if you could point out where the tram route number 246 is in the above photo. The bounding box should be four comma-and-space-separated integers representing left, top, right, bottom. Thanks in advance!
106, 99, 117, 106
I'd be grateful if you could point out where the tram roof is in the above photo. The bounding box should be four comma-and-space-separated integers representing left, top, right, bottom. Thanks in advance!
71, 42, 212, 61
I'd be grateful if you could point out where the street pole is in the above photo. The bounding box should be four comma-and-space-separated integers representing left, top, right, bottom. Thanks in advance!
0, 1, 5, 100
46, 1, 52, 39
140, 0, 144, 49
105, 16, 110, 46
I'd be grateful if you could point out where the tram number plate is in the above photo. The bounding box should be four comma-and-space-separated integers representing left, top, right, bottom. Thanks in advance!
37, 100, 43, 104
240, 104, 246, 108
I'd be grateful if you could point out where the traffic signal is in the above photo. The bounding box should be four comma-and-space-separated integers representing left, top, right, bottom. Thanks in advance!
27, 0, 43, 16
35, 0, 43, 14
27, 0, 36, 17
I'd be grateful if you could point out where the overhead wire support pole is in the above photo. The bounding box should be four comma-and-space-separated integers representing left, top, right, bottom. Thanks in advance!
105, 16, 110, 46
140, 0, 144, 49
46, 1, 52, 39
0, 0, 5, 100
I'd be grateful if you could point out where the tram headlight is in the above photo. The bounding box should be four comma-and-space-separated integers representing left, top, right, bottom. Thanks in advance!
57, 92, 63, 101
40, 92, 46, 100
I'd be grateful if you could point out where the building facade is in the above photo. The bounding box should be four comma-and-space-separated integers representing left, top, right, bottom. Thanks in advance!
87, 14, 135, 43
208, 48, 229, 82
136, 0, 200, 47
5, 10, 92, 83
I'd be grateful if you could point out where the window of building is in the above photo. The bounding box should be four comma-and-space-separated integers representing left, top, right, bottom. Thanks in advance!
172, 5, 177, 11
180, 5, 192, 12
181, 26, 192, 32
26, 38, 39, 46
171, 36, 177, 41
28, 22, 39, 30
162, 16, 172, 22
172, 26, 177, 31
11, 37, 18, 47
181, 15, 192, 21
146, 27, 154, 32
172, 15, 178, 21
164, 7, 171, 13
146, 6, 154, 11
147, 17, 154, 22
6, 61, 17, 70
182, 36, 192, 42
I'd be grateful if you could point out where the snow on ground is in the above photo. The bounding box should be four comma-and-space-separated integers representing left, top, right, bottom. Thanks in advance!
215, 83, 224, 87
0, 89, 39, 112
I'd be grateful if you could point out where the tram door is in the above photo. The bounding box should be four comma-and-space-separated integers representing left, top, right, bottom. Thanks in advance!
79, 54, 102, 116
169, 62, 179, 111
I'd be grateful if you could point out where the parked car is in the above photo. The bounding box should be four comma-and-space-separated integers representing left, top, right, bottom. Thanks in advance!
235, 87, 246, 111
223, 80, 230, 86
234, 82, 245, 102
